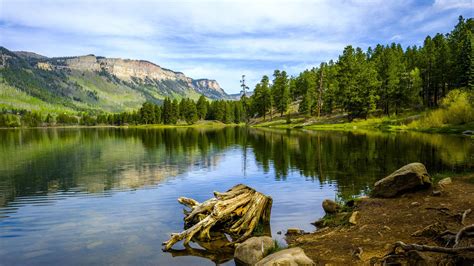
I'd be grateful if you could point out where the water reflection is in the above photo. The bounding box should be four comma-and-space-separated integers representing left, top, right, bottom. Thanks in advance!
0, 127, 472, 265
0, 127, 472, 207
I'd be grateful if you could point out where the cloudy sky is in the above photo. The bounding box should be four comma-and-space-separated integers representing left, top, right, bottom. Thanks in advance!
0, 0, 472, 94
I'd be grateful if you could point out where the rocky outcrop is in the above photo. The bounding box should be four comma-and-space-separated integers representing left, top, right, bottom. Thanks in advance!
372, 163, 432, 198
255, 247, 315, 266
56, 55, 229, 99
234, 236, 275, 265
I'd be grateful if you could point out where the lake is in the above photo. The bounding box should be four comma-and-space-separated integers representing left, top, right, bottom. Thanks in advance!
0, 127, 472, 265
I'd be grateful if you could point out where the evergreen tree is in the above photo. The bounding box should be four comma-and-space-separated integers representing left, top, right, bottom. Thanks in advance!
140, 102, 155, 124
154, 105, 162, 124
272, 70, 290, 116
162, 98, 172, 124
196, 95, 209, 120
171, 99, 179, 124
337, 46, 379, 120
224, 101, 234, 124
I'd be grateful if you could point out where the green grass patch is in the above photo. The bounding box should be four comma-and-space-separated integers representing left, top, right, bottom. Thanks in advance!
267, 240, 285, 255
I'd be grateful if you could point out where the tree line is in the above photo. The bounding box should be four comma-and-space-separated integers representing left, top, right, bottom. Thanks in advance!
0, 95, 248, 127
247, 16, 473, 120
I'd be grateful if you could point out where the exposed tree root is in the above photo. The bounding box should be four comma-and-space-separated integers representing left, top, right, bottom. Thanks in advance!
461, 209, 472, 225
391, 241, 474, 254
162, 184, 272, 251
378, 224, 474, 264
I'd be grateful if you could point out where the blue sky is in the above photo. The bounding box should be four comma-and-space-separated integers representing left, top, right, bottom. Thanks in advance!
0, 0, 472, 94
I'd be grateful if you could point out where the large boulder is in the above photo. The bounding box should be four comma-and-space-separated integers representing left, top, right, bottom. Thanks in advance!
372, 163, 431, 198
255, 247, 315, 266
234, 236, 275, 265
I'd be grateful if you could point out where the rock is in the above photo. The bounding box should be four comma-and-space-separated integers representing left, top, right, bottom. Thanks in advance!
432, 190, 442, 196
438, 177, 452, 188
372, 163, 432, 198
234, 236, 275, 265
410, 201, 420, 207
255, 247, 315, 266
286, 228, 303, 235
349, 211, 360, 225
322, 199, 340, 214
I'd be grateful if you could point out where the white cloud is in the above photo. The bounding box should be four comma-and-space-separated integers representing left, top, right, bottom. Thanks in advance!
0, 0, 472, 94
433, 0, 473, 10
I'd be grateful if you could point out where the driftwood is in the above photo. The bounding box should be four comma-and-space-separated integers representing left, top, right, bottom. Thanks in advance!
162, 184, 273, 251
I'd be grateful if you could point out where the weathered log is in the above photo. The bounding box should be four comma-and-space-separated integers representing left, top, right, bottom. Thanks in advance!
162, 184, 272, 251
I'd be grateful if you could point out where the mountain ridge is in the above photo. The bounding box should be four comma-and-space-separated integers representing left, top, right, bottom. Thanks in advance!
0, 46, 229, 113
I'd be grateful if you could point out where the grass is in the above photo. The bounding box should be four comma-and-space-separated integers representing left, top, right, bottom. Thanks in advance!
0, 82, 74, 113
267, 240, 285, 255
252, 113, 413, 132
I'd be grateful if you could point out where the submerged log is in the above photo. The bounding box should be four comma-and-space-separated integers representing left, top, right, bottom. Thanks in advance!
162, 184, 272, 251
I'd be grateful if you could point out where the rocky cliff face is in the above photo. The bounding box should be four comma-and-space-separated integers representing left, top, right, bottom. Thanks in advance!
50, 55, 229, 99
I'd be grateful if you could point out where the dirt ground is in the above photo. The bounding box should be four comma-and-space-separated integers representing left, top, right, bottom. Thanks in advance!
288, 174, 474, 265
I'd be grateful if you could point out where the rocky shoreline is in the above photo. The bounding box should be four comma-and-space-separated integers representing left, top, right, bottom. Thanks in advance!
285, 164, 474, 265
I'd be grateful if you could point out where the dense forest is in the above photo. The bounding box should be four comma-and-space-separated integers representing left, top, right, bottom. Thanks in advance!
0, 16, 472, 127
248, 16, 473, 121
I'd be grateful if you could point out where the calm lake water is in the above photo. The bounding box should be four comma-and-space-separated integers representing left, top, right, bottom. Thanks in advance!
0, 127, 472, 265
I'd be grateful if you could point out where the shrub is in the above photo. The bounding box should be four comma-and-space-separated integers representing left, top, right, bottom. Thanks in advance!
408, 89, 474, 129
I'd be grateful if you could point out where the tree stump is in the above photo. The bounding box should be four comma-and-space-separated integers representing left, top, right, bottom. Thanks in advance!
162, 184, 273, 251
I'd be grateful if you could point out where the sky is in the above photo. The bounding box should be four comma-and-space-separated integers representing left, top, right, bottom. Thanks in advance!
0, 0, 472, 94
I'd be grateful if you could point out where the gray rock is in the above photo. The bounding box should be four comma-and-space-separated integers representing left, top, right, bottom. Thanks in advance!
322, 199, 340, 214
256, 247, 315, 266
234, 236, 275, 265
438, 177, 452, 188
372, 163, 432, 198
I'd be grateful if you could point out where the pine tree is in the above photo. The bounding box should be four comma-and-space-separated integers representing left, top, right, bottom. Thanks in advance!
272, 70, 290, 116
196, 95, 208, 120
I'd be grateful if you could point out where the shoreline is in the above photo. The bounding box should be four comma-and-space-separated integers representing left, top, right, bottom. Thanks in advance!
0, 121, 244, 130
286, 173, 474, 264
250, 114, 474, 135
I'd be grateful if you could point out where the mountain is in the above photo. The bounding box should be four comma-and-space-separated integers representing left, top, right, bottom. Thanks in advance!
0, 47, 229, 113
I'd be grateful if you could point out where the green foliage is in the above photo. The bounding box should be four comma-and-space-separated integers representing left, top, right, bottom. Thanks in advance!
196, 95, 208, 120
57, 113, 79, 125
267, 240, 285, 255
0, 113, 21, 127
272, 70, 290, 116
409, 89, 474, 128
247, 17, 473, 121
251, 75, 273, 119
21, 112, 43, 127
140, 102, 155, 124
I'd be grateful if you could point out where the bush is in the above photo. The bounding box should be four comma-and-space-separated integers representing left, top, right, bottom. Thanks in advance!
409, 89, 474, 129
440, 90, 474, 124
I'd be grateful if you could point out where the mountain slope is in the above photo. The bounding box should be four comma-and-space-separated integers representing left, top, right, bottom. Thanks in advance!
0, 47, 229, 113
